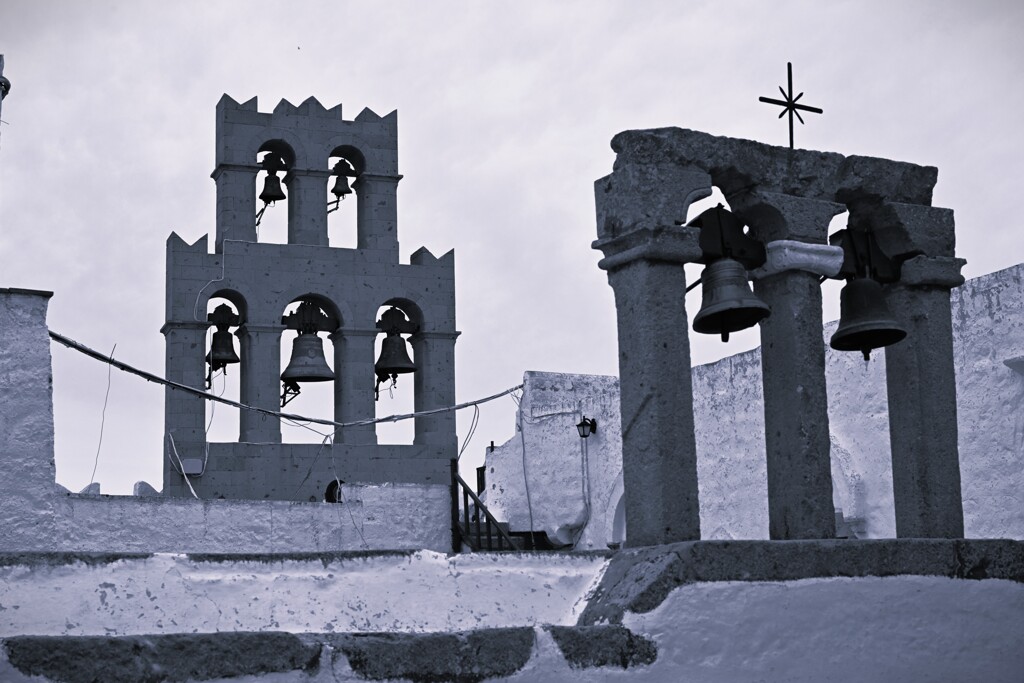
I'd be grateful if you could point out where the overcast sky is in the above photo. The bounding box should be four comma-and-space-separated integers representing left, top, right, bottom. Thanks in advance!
1, 0, 1022, 494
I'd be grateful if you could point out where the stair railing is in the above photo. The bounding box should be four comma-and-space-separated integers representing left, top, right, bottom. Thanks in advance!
451, 462, 516, 551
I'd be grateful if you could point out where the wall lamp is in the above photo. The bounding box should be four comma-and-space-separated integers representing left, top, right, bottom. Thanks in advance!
576, 417, 597, 439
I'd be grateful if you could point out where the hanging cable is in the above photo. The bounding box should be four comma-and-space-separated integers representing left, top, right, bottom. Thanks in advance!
89, 343, 116, 486
49, 329, 521, 430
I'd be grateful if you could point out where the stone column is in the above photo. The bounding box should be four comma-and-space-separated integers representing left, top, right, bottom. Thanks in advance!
212, 164, 258, 252
592, 162, 712, 546
237, 323, 284, 444
884, 255, 966, 538
331, 327, 377, 444
355, 173, 401, 258
733, 191, 845, 539
162, 321, 208, 495
410, 331, 459, 450
286, 169, 330, 247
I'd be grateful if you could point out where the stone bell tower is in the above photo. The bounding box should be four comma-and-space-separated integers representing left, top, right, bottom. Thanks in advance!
161, 95, 458, 501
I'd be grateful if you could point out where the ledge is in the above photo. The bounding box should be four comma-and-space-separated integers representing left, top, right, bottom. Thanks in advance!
578, 538, 1024, 625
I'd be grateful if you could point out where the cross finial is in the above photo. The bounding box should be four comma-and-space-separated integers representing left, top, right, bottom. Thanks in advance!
759, 62, 822, 149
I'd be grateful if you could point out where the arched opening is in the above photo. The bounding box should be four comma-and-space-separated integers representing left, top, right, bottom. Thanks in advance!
327, 145, 364, 250
610, 493, 626, 548
204, 294, 244, 444
683, 187, 764, 365
373, 300, 420, 445
254, 140, 296, 245
822, 210, 850, 325
279, 295, 340, 444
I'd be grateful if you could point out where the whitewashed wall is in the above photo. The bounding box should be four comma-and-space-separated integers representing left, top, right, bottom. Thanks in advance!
485, 264, 1024, 546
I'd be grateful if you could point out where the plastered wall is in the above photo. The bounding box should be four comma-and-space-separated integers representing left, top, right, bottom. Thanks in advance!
485, 263, 1024, 546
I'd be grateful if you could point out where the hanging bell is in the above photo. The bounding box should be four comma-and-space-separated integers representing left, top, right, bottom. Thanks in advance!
208, 330, 240, 372
281, 332, 335, 383
375, 334, 416, 382
259, 173, 286, 204
692, 258, 771, 342
331, 174, 352, 200
830, 278, 907, 361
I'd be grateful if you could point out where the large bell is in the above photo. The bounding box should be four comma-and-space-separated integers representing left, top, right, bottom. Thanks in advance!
281, 333, 335, 383
692, 258, 771, 342
830, 278, 906, 361
331, 174, 352, 199
375, 334, 416, 382
208, 330, 240, 371
259, 173, 286, 204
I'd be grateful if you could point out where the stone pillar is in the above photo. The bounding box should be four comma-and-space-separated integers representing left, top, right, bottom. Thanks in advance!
410, 331, 459, 450
238, 323, 284, 444
212, 164, 258, 252
331, 327, 377, 444
592, 161, 713, 546
286, 169, 330, 247
356, 173, 401, 258
162, 321, 208, 494
0, 289, 59, 544
884, 255, 966, 538
733, 191, 845, 539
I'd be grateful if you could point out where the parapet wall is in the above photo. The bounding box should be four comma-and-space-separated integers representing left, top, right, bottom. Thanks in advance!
0, 289, 451, 554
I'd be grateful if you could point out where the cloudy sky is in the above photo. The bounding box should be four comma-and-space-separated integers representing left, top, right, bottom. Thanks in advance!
1, 1, 1021, 494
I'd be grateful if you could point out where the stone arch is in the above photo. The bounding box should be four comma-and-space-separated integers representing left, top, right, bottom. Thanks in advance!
604, 471, 626, 547
205, 288, 248, 324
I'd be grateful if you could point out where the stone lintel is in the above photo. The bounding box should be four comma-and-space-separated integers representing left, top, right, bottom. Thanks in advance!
594, 226, 702, 272
750, 240, 845, 279
594, 163, 711, 239
608, 127, 936, 205
897, 255, 966, 288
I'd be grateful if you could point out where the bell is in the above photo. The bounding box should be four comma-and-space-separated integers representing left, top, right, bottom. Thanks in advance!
830, 278, 907, 361
259, 173, 286, 204
375, 334, 416, 381
208, 330, 240, 371
693, 258, 771, 342
281, 333, 335, 383
331, 174, 352, 199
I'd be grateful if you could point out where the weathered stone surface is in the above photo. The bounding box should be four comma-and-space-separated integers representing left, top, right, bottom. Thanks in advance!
897, 254, 966, 287
329, 628, 535, 682
608, 128, 937, 205
750, 239, 845, 279
3, 632, 321, 683
577, 538, 1024, 625
594, 163, 710, 238
547, 624, 657, 669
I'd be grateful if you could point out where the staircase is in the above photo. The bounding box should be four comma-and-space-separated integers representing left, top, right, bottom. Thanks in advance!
451, 463, 558, 552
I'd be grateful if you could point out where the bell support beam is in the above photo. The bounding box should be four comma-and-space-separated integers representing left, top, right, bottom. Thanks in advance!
161, 321, 209, 496
237, 323, 284, 444
330, 327, 378, 445
884, 255, 967, 538
409, 331, 460, 450
212, 163, 259, 253
593, 161, 712, 546
732, 191, 846, 539
286, 169, 331, 247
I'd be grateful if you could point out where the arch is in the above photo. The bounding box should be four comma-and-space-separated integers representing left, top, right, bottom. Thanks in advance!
381, 297, 424, 330
257, 139, 297, 169
285, 292, 342, 332
206, 288, 248, 324
245, 127, 308, 169
604, 471, 626, 546
329, 144, 366, 176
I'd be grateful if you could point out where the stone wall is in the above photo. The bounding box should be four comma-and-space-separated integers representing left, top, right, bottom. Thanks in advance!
484, 263, 1024, 547
0, 289, 452, 555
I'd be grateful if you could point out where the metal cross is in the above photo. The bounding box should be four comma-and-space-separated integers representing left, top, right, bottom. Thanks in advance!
759, 62, 822, 149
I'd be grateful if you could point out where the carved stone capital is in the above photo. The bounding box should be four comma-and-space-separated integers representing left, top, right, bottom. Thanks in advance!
729, 190, 846, 244
594, 226, 703, 272
750, 240, 846, 279
897, 255, 966, 288
594, 163, 711, 239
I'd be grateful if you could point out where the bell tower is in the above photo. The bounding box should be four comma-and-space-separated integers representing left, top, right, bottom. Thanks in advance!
161, 95, 458, 501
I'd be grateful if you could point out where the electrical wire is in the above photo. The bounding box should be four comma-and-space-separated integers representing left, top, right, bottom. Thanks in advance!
89, 343, 116, 486
166, 432, 200, 500
49, 329, 522, 430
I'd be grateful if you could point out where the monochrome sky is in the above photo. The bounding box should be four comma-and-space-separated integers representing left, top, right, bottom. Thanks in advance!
1, 0, 1022, 494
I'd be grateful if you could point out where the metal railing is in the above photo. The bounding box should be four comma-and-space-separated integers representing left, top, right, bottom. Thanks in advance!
451, 463, 516, 552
